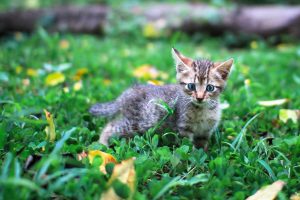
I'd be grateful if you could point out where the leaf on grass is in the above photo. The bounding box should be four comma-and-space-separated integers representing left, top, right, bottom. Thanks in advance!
220, 102, 230, 110
101, 157, 136, 200
27, 68, 38, 77
133, 65, 159, 79
133, 65, 168, 81
246, 180, 285, 200
73, 81, 82, 91
103, 79, 112, 86
45, 72, 65, 86
291, 193, 300, 200
73, 68, 88, 81
59, 39, 70, 50
279, 109, 300, 123
44, 109, 56, 142
258, 99, 289, 107
143, 23, 160, 38
87, 150, 117, 174
147, 80, 164, 86
16, 66, 23, 74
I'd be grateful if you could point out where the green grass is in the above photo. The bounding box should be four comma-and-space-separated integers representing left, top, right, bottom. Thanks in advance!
0, 30, 300, 199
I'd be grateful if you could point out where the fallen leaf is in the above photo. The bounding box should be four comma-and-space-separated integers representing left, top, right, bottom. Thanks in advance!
59, 39, 70, 50
63, 87, 70, 93
15, 66, 23, 74
101, 158, 136, 200
133, 64, 159, 79
290, 193, 300, 200
45, 72, 65, 86
220, 102, 230, 110
14, 32, 23, 41
240, 64, 250, 75
73, 81, 82, 91
147, 80, 164, 86
27, 68, 38, 77
103, 79, 112, 86
22, 79, 30, 87
250, 41, 258, 49
279, 109, 300, 123
77, 151, 88, 161
73, 68, 88, 81
43, 63, 71, 72
244, 79, 251, 87
258, 99, 289, 107
246, 180, 285, 200
88, 150, 117, 174
44, 109, 56, 142
143, 23, 160, 38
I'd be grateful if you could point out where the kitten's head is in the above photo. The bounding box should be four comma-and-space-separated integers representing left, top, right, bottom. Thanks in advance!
172, 48, 233, 106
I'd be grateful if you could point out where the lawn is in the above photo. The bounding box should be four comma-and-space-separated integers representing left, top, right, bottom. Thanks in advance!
0, 30, 300, 199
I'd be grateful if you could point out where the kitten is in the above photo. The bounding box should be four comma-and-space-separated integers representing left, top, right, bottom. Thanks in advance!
89, 48, 233, 149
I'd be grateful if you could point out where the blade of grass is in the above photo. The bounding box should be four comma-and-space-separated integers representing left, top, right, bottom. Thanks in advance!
232, 113, 260, 152
258, 159, 277, 181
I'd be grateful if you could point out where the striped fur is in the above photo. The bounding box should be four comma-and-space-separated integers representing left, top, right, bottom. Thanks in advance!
90, 48, 233, 149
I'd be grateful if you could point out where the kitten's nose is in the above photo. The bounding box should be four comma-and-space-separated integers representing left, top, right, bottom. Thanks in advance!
196, 97, 204, 102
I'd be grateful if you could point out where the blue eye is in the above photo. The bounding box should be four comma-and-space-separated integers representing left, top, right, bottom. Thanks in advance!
186, 83, 196, 91
206, 84, 215, 92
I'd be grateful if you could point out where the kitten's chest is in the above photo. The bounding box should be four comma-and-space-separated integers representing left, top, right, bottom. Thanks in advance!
179, 106, 221, 135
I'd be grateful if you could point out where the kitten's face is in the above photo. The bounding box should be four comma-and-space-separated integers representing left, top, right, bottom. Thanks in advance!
172, 48, 233, 106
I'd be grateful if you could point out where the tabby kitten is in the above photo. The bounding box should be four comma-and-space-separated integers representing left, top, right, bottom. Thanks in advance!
90, 48, 233, 149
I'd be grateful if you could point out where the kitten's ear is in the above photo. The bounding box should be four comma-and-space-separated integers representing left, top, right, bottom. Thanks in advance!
213, 58, 234, 80
172, 48, 193, 73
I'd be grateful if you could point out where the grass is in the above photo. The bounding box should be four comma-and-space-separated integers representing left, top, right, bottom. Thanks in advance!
0, 29, 300, 199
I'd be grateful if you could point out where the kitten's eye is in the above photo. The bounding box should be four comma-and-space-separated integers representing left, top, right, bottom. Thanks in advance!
186, 83, 196, 91
206, 84, 215, 92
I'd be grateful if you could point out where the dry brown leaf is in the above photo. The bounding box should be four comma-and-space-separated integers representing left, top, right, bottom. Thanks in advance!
246, 180, 285, 200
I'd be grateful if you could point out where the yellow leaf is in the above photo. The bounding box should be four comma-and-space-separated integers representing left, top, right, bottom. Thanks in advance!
63, 87, 70, 93
101, 158, 136, 200
240, 64, 250, 75
250, 41, 258, 49
147, 80, 164, 86
246, 180, 285, 200
16, 66, 23, 74
27, 68, 38, 77
73, 81, 82, 91
73, 68, 88, 81
143, 23, 160, 38
133, 65, 159, 80
88, 150, 117, 174
258, 99, 289, 107
45, 72, 65, 86
59, 39, 70, 50
44, 109, 56, 142
290, 193, 300, 200
279, 109, 300, 123
103, 79, 112, 86
244, 79, 251, 87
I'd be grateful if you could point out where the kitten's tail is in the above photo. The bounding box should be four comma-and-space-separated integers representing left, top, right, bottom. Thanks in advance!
89, 101, 120, 117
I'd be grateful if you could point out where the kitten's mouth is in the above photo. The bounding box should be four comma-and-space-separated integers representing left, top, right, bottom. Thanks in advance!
192, 100, 206, 106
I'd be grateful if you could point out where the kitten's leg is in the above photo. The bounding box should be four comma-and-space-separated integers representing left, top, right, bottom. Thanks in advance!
99, 118, 132, 146
193, 135, 209, 151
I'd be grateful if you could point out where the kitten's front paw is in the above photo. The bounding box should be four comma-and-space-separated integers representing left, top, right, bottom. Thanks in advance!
193, 136, 208, 151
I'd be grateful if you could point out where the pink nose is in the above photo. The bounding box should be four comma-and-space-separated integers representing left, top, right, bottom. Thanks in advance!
196, 97, 204, 102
